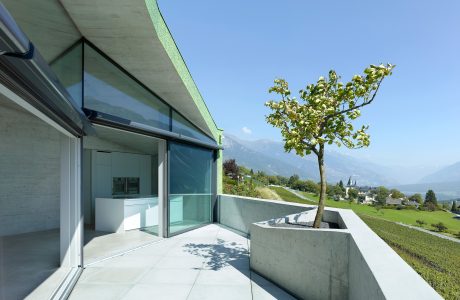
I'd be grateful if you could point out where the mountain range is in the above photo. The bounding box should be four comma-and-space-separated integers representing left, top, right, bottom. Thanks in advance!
223, 134, 460, 200
223, 134, 395, 186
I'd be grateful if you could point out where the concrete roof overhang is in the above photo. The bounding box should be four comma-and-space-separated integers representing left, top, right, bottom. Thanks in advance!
2, 0, 219, 141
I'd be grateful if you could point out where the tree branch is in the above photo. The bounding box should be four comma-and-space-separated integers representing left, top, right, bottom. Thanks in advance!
324, 78, 384, 122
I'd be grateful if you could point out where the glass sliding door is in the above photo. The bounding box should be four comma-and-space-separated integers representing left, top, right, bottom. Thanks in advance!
168, 142, 213, 235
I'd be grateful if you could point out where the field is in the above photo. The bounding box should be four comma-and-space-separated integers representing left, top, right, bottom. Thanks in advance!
267, 186, 460, 299
360, 215, 460, 300
291, 189, 460, 236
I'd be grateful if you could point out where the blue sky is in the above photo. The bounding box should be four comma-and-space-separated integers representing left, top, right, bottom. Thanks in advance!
159, 0, 460, 168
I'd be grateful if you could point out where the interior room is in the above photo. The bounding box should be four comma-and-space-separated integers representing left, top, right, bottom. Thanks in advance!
82, 124, 163, 263
0, 97, 70, 299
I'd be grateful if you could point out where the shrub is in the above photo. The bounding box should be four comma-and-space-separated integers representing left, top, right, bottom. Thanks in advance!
416, 219, 426, 226
455, 232, 460, 239
431, 222, 448, 232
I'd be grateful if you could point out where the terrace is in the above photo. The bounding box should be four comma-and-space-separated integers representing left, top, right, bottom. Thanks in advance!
70, 224, 294, 300
66, 195, 441, 300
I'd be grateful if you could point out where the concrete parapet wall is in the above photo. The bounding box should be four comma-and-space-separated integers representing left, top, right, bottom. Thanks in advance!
218, 194, 314, 235
218, 195, 442, 300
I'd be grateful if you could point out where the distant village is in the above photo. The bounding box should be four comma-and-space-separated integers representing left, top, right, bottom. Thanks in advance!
341, 177, 420, 207
223, 159, 460, 211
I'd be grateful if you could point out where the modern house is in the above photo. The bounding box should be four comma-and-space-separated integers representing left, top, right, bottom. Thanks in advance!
0, 1, 443, 300
0, 1, 222, 298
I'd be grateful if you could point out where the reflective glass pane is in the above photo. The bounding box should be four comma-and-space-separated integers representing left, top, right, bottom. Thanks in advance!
51, 43, 83, 107
83, 44, 170, 131
169, 142, 213, 235
172, 111, 216, 144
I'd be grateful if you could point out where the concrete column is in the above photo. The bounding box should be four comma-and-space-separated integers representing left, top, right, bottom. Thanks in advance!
157, 139, 168, 238
60, 136, 82, 267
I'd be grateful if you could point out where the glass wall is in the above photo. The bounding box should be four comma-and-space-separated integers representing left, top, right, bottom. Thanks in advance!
168, 142, 213, 235
172, 111, 216, 144
50, 43, 83, 106
83, 44, 170, 131
51, 41, 217, 147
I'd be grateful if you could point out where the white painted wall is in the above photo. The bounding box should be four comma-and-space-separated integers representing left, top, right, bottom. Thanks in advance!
88, 150, 155, 224
0, 100, 61, 236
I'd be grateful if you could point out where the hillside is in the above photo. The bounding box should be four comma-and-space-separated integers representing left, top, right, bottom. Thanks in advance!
223, 134, 395, 186
419, 161, 460, 183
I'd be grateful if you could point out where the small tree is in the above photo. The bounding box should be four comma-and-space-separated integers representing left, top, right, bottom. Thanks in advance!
223, 159, 239, 180
266, 64, 394, 227
425, 189, 438, 206
339, 180, 344, 190
348, 188, 359, 200
374, 186, 390, 206
288, 174, 300, 187
409, 193, 423, 204
431, 222, 447, 232
390, 189, 405, 199
451, 200, 458, 212
416, 219, 426, 226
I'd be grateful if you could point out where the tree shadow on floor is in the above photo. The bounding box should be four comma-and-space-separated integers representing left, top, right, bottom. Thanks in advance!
183, 239, 296, 299
183, 238, 249, 271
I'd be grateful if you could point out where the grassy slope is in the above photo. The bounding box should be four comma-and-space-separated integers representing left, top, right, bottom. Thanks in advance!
296, 190, 460, 235
268, 186, 460, 299
269, 186, 317, 205
360, 215, 460, 300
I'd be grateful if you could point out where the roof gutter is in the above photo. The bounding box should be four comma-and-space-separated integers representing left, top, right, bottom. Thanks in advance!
0, 3, 89, 137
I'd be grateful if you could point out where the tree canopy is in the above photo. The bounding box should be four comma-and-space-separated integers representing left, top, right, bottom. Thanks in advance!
425, 190, 438, 205
265, 64, 394, 157
408, 193, 423, 204
265, 64, 394, 228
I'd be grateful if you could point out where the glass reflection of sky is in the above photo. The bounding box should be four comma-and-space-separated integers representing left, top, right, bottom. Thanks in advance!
84, 73, 170, 131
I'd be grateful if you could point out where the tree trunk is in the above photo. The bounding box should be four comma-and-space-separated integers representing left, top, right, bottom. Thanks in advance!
313, 144, 326, 228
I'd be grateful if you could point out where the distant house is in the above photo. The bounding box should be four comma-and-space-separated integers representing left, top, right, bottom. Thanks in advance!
386, 197, 403, 206
361, 194, 376, 205
405, 200, 420, 208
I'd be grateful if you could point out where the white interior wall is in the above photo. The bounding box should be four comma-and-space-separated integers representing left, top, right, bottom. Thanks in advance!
86, 150, 156, 224
0, 99, 61, 236
83, 130, 159, 225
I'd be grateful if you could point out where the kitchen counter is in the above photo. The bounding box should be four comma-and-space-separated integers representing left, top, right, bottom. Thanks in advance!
95, 197, 159, 233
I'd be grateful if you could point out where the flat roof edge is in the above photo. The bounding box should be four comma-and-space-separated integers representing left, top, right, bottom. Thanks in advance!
145, 0, 221, 143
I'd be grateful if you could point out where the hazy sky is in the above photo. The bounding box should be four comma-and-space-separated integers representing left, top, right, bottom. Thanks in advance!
159, 0, 460, 168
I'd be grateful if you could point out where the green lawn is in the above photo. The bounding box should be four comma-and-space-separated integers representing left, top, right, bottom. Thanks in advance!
296, 190, 460, 236
268, 186, 460, 299
268, 186, 317, 205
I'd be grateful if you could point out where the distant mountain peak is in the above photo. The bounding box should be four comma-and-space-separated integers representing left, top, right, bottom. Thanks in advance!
222, 134, 395, 186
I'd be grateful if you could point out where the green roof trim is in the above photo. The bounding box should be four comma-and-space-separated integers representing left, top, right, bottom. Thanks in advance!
145, 0, 221, 143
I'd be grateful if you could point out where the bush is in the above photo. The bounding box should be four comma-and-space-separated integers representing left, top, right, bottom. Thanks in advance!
424, 202, 437, 211
431, 222, 448, 232
455, 232, 460, 239
416, 219, 426, 226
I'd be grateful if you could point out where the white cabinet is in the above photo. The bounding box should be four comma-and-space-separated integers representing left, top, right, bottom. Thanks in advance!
95, 197, 158, 233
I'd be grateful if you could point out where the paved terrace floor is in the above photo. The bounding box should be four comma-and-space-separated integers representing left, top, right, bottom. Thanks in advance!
70, 224, 296, 300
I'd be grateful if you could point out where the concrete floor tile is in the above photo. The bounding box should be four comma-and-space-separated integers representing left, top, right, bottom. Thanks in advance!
187, 284, 252, 300
139, 268, 200, 285
195, 268, 251, 286
155, 256, 205, 269
78, 267, 148, 284
121, 283, 192, 300
86, 254, 162, 268
68, 283, 132, 300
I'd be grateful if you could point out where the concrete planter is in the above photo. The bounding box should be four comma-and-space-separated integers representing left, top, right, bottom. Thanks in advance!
227, 203, 442, 300
250, 210, 349, 300
218, 195, 441, 300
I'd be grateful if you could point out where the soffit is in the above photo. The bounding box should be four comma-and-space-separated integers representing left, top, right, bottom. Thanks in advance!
60, 0, 216, 139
